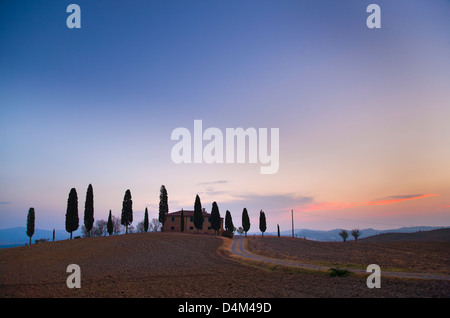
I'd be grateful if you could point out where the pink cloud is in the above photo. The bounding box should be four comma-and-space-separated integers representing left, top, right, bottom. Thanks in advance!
301, 193, 438, 212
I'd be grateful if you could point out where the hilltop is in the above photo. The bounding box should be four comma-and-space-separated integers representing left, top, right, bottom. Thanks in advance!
361, 228, 450, 242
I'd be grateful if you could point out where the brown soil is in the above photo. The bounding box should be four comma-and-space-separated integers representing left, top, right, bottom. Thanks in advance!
246, 236, 450, 275
1, 232, 449, 297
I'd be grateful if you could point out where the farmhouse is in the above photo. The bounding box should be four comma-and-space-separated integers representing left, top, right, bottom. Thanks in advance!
166, 209, 223, 234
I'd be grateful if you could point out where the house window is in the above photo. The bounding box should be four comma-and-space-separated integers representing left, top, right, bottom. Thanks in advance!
189, 226, 194, 230
170, 227, 175, 230
171, 216, 175, 222
190, 217, 193, 222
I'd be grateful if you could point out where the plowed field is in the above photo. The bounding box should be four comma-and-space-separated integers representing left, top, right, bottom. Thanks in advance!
1, 232, 449, 297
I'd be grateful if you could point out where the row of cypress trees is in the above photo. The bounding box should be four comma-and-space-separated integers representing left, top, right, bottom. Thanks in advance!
65, 185, 145, 238
240, 208, 266, 237
63, 185, 170, 238
26, 183, 268, 242
220, 205, 267, 237
25, 185, 89, 243
65, 185, 95, 239
170, 194, 264, 237
66, 185, 169, 237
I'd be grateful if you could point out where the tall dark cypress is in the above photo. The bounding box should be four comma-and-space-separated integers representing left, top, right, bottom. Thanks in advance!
65, 188, 79, 239
84, 184, 94, 237
225, 210, 234, 232
210, 201, 221, 235
144, 207, 149, 233
26, 207, 35, 245
107, 210, 113, 236
259, 210, 266, 237
193, 194, 203, 233
159, 185, 168, 231
121, 189, 133, 234
242, 208, 250, 237
180, 209, 185, 232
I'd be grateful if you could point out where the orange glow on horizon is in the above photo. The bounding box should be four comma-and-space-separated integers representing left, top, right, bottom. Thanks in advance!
300, 193, 438, 212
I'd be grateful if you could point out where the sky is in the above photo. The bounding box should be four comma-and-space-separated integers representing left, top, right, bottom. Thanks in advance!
1, 0, 449, 233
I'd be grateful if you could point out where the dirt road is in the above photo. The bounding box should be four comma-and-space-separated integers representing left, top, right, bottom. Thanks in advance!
230, 235, 450, 281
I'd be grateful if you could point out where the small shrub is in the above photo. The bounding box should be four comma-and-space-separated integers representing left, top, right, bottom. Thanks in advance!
222, 230, 233, 238
328, 267, 351, 277
35, 238, 49, 244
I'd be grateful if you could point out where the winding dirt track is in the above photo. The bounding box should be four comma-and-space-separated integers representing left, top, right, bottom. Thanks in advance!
230, 235, 450, 281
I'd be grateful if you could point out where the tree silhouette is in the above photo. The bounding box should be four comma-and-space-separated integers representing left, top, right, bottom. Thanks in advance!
242, 208, 250, 237
339, 229, 348, 242
159, 185, 168, 231
107, 210, 113, 236
351, 229, 361, 242
193, 194, 204, 233
26, 207, 35, 245
84, 184, 94, 237
259, 210, 266, 237
225, 210, 234, 232
210, 201, 221, 235
277, 224, 280, 237
65, 188, 79, 239
180, 209, 185, 232
121, 189, 133, 234
144, 207, 149, 233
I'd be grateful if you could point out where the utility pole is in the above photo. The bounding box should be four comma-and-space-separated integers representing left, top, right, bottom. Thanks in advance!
291, 209, 294, 238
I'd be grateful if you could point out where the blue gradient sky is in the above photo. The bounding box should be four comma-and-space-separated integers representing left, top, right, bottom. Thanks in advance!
1, 0, 449, 232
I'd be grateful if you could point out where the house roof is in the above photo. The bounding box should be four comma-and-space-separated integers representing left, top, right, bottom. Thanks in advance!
168, 209, 223, 220
168, 209, 211, 217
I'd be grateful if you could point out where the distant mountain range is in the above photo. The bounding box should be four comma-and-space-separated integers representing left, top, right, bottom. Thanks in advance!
256, 226, 449, 241
0, 227, 82, 248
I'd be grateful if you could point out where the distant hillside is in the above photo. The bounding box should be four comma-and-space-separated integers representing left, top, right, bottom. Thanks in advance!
262, 226, 448, 241
361, 228, 450, 242
0, 227, 82, 248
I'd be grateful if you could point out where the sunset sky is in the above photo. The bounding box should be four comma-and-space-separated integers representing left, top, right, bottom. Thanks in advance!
1, 0, 449, 233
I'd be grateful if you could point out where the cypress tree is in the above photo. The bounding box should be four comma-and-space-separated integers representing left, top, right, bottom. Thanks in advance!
259, 210, 266, 237
277, 224, 280, 237
180, 209, 185, 232
26, 207, 35, 245
65, 188, 79, 239
159, 185, 168, 231
210, 201, 221, 235
121, 189, 133, 234
193, 194, 203, 233
107, 210, 113, 236
242, 208, 250, 237
144, 207, 149, 233
84, 184, 94, 237
225, 210, 234, 232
